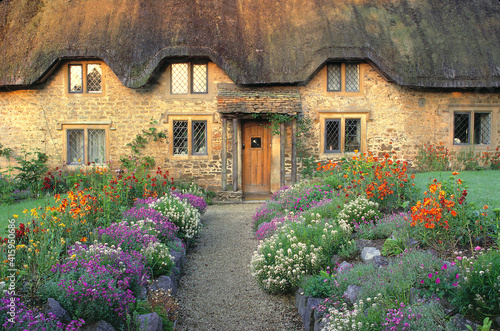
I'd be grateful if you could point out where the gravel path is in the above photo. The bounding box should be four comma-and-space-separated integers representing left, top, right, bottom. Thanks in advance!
175, 203, 304, 331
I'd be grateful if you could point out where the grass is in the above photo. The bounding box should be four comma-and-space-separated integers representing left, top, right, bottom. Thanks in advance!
0, 195, 58, 236
413, 170, 500, 209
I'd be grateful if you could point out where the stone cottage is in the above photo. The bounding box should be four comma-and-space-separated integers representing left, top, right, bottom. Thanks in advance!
0, 0, 499, 198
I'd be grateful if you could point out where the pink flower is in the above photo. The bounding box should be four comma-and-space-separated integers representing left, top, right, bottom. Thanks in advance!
456, 256, 462, 260
420, 279, 424, 284
456, 273, 460, 279
453, 282, 458, 287
428, 273, 433, 278
475, 246, 482, 251
451, 261, 456, 266
441, 264, 447, 270
435, 278, 441, 284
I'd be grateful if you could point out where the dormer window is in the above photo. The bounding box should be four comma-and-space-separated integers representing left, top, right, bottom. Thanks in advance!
170, 62, 208, 94
69, 63, 102, 93
327, 63, 360, 93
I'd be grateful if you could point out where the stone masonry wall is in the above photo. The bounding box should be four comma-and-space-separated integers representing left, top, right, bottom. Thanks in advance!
1, 61, 499, 192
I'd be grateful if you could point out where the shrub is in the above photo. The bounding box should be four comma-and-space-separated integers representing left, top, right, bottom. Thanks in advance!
68, 242, 149, 296
452, 248, 500, 319
337, 196, 380, 230
172, 191, 208, 214
150, 194, 202, 240
122, 208, 179, 243
98, 222, 158, 252
140, 241, 175, 278
414, 143, 451, 172
0, 295, 85, 330
40, 259, 137, 328
251, 217, 350, 294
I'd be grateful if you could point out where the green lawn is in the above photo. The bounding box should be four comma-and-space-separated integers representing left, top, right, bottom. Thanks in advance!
0, 196, 56, 236
413, 170, 500, 209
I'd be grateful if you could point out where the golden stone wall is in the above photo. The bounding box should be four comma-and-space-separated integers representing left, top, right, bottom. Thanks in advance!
1, 61, 499, 191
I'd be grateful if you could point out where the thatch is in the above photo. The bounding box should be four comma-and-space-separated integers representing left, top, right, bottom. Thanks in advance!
0, 0, 499, 89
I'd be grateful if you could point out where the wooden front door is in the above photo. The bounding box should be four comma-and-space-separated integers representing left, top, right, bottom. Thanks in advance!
242, 121, 271, 193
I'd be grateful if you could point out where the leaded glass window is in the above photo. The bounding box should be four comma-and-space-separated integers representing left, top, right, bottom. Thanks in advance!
192, 121, 207, 154
474, 113, 491, 145
88, 129, 106, 163
327, 64, 341, 92
87, 64, 102, 93
345, 119, 361, 152
170, 62, 208, 94
454, 113, 470, 144
68, 129, 84, 164
173, 121, 189, 155
325, 119, 340, 153
192, 64, 208, 93
69, 65, 83, 93
171, 63, 189, 94
345, 64, 360, 92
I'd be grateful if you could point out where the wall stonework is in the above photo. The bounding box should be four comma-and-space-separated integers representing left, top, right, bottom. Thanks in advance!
1, 61, 499, 192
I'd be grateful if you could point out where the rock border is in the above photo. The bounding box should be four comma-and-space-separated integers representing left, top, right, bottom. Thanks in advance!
294, 241, 497, 331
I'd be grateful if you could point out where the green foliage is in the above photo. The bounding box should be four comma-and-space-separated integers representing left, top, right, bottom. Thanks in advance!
120, 119, 166, 171
14, 149, 49, 195
381, 238, 405, 257
251, 218, 351, 293
337, 196, 380, 230
414, 143, 451, 172
452, 248, 500, 320
467, 318, 493, 331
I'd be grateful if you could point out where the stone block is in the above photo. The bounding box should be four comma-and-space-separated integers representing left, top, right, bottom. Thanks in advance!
361, 247, 381, 263
137, 313, 163, 331
42, 298, 71, 324
344, 285, 361, 303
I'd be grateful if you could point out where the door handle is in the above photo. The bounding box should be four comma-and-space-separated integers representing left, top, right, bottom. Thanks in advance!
242, 143, 245, 150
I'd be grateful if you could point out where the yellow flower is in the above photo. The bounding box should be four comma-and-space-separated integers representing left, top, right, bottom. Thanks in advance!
23, 264, 28, 269
59, 223, 66, 227
22, 209, 28, 214
70, 254, 76, 260
13, 214, 18, 219
16, 244, 25, 250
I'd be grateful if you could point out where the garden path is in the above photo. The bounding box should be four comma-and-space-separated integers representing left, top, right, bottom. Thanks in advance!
175, 203, 304, 331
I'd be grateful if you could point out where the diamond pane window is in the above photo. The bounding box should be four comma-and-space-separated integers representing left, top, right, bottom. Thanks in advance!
68, 130, 84, 164
173, 121, 189, 155
325, 119, 340, 153
474, 113, 491, 145
87, 64, 102, 93
192, 121, 207, 154
192, 64, 208, 93
88, 129, 106, 163
171, 63, 189, 94
454, 113, 470, 144
345, 64, 360, 92
69, 65, 83, 93
327, 64, 341, 92
345, 119, 361, 152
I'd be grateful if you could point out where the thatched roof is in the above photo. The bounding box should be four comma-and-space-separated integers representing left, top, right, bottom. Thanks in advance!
0, 0, 499, 89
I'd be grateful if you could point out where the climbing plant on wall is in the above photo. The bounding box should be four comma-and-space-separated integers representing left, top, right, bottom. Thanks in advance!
120, 119, 166, 172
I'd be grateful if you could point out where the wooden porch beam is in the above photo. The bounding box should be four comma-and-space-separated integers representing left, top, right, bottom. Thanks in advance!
232, 118, 238, 191
221, 117, 227, 191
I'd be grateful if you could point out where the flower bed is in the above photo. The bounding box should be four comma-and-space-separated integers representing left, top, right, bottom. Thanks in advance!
251, 151, 500, 330
0, 167, 208, 330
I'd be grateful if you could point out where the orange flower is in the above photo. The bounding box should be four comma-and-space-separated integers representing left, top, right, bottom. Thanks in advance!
80, 237, 87, 242
452, 171, 459, 176
483, 205, 488, 210
450, 210, 457, 217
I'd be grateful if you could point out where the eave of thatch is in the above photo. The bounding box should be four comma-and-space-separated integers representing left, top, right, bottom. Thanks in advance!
0, 0, 499, 89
